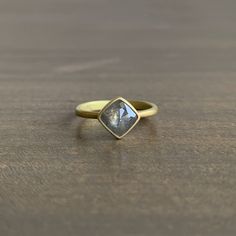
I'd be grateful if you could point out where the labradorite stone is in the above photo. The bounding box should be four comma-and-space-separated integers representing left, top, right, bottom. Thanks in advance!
100, 99, 138, 137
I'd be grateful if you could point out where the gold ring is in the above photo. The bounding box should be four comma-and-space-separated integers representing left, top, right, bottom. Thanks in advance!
75, 97, 158, 139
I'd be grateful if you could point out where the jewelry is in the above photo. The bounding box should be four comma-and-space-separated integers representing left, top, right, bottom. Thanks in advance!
75, 97, 158, 139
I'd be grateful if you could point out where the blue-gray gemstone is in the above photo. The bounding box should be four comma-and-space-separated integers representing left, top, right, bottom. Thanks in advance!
100, 99, 138, 137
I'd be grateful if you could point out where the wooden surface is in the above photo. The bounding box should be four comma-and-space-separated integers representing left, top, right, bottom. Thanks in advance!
0, 0, 236, 235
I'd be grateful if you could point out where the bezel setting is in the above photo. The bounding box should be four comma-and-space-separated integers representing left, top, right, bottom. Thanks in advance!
98, 97, 140, 139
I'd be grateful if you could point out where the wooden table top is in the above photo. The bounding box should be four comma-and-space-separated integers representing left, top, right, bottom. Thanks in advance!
0, 0, 235, 235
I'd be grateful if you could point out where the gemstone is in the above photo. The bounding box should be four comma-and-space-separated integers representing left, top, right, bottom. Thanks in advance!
99, 98, 139, 138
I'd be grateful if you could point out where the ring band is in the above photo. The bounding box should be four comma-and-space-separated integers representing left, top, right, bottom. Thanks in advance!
75, 97, 158, 139
76, 100, 158, 119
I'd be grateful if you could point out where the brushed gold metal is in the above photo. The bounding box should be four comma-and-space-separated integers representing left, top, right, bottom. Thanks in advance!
75, 97, 158, 139
75, 98, 158, 119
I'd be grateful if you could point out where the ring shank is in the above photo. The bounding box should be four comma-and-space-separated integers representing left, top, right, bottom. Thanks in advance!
76, 100, 158, 119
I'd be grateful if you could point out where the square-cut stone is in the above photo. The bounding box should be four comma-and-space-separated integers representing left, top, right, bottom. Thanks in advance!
99, 98, 140, 138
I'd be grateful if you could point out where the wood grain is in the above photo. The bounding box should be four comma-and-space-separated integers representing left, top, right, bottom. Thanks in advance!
0, 0, 235, 235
